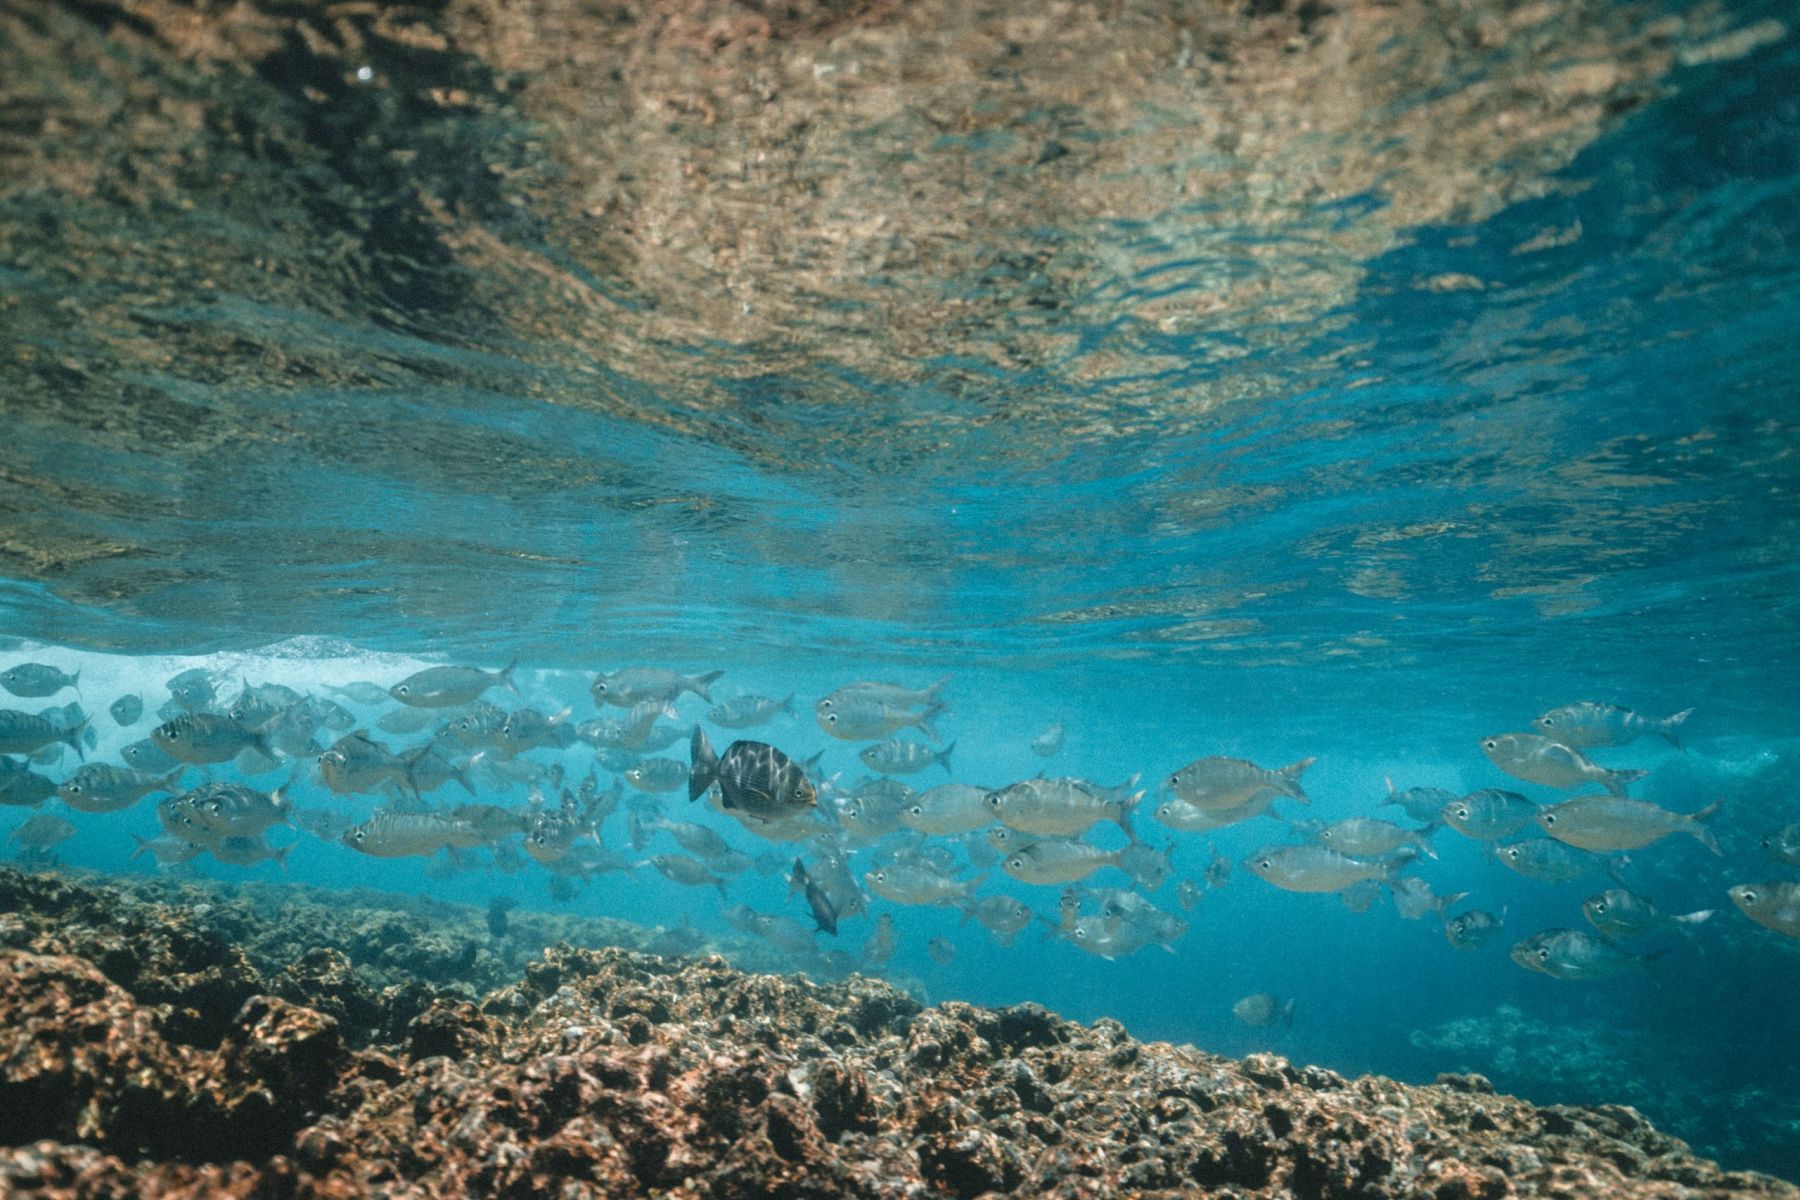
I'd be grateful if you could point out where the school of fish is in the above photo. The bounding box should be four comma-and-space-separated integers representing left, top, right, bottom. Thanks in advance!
3, 660, 1790, 1023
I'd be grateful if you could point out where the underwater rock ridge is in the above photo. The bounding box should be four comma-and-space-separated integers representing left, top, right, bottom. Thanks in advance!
1, 868, 1795, 1198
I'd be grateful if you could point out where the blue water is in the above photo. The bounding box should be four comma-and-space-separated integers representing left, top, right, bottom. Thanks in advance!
3, 0, 1799, 1181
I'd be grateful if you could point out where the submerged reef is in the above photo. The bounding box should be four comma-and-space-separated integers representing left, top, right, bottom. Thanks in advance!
3, 870, 1794, 1198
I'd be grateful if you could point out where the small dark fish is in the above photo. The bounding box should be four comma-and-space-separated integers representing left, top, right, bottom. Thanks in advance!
120, 738, 179, 772
927, 936, 957, 965
0, 709, 88, 761
788, 857, 840, 935
110, 694, 143, 726
1233, 993, 1295, 1027
688, 728, 816, 824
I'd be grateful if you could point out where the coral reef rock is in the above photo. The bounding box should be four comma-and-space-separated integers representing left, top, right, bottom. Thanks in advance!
2, 867, 1795, 1198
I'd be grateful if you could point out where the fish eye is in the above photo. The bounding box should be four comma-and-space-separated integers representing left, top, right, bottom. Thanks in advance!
1543, 814, 1556, 824
1074, 928, 1087, 940
1741, 890, 1758, 904
396, 685, 409, 696
818, 699, 832, 710
1453, 807, 1468, 819
1007, 857, 1023, 869
353, 830, 365, 842
1541, 717, 1554, 727
872, 870, 885, 882
1320, 830, 1333, 840
1506, 848, 1520, 859
66, 783, 81, 794
825, 713, 838, 724
1482, 738, 1498, 751
1257, 859, 1271, 870
1593, 901, 1607, 913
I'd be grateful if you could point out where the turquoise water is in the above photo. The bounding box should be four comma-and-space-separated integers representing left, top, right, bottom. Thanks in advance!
3, 0, 1799, 1180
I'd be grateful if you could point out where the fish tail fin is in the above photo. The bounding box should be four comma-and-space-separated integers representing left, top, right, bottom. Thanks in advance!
1382, 775, 1398, 805
64, 717, 90, 761
936, 740, 956, 775
687, 726, 718, 802
158, 768, 184, 793
1687, 797, 1724, 855
1674, 908, 1715, 927
499, 659, 520, 694
130, 833, 151, 861
274, 844, 293, 872
1115, 788, 1145, 844
1437, 890, 1470, 916
1656, 708, 1694, 749
780, 693, 796, 716
1602, 768, 1648, 797
71, 669, 81, 700
1281, 999, 1297, 1027
691, 670, 725, 702
924, 675, 952, 704
1279, 757, 1315, 803
712, 875, 730, 900
913, 702, 948, 744
453, 755, 477, 798
786, 857, 807, 897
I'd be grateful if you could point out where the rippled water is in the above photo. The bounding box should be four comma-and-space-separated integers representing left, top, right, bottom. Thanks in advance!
3, 0, 1799, 1180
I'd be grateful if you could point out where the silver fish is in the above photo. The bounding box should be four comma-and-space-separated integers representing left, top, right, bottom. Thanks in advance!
318, 732, 412, 797
1166, 756, 1313, 810
1728, 881, 1800, 939
902, 783, 992, 835
1535, 794, 1721, 854
169, 781, 293, 839
688, 728, 815, 824
377, 704, 446, 735
623, 757, 689, 794
707, 693, 795, 729
1152, 792, 1275, 832
0, 663, 79, 698
859, 738, 955, 776
1244, 844, 1406, 894
592, 667, 722, 709
390, 660, 517, 708
120, 738, 178, 772
344, 810, 487, 858
927, 937, 957, 966
815, 697, 946, 743
1031, 722, 1065, 757
152, 713, 267, 765
1761, 823, 1800, 868
1532, 702, 1693, 750
817, 677, 949, 711
864, 862, 980, 907
10, 813, 76, 849
325, 681, 395, 706
1509, 929, 1662, 980
1315, 818, 1436, 858
1582, 889, 1713, 939
646, 853, 729, 897
130, 832, 204, 866
57, 765, 183, 814
1479, 733, 1647, 796
1001, 839, 1141, 886
109, 694, 143, 726
208, 835, 291, 868
1440, 789, 1538, 841
1382, 779, 1458, 824
985, 775, 1141, 838
0, 709, 88, 760
1233, 994, 1295, 1027
959, 894, 1035, 945
165, 668, 217, 713
1443, 908, 1505, 951
1495, 838, 1615, 883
